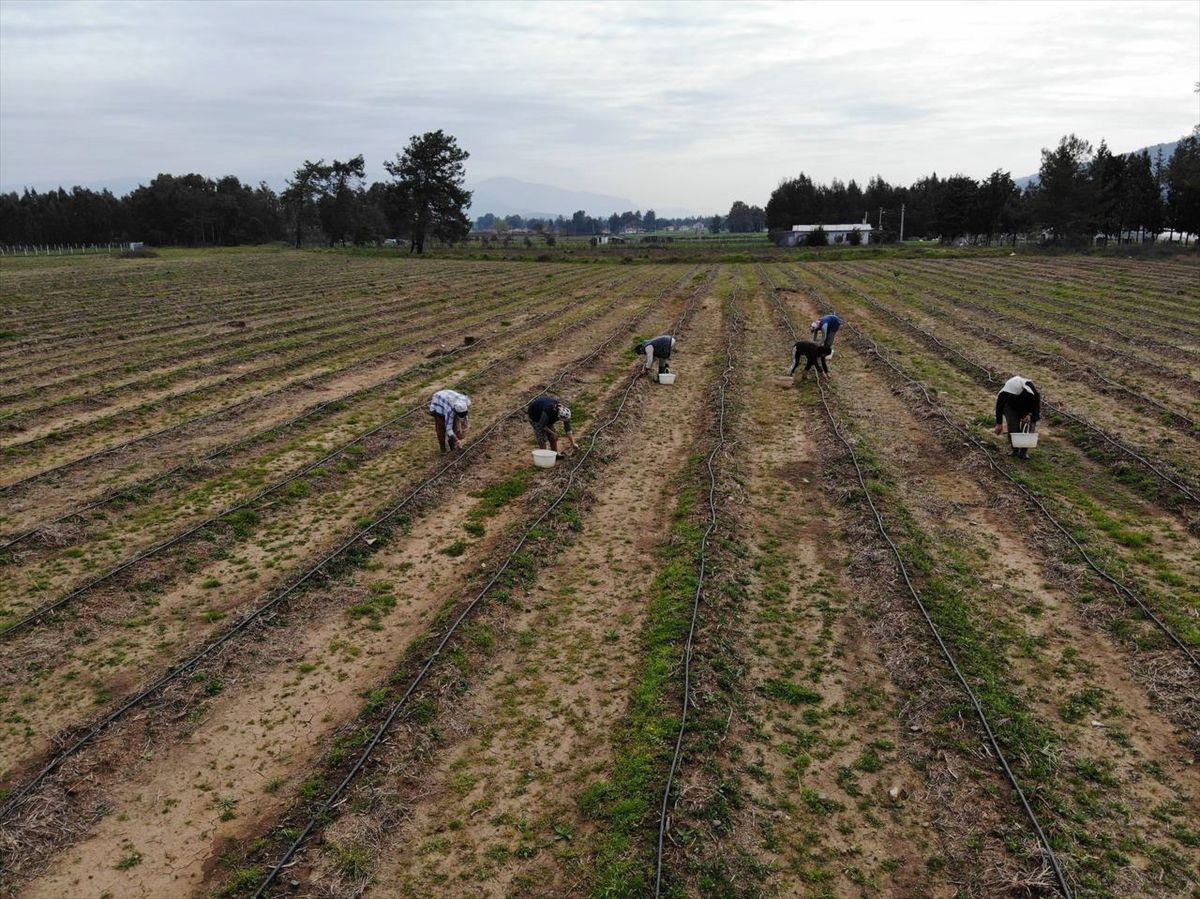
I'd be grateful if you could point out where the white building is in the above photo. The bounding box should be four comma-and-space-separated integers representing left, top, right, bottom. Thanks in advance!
790, 223, 874, 245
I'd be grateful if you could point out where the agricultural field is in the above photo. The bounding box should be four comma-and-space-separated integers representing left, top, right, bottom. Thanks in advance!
0, 248, 1197, 899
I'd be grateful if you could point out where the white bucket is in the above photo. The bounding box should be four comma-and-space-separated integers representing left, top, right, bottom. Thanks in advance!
532, 449, 557, 468
1010, 431, 1038, 448
657, 373, 677, 385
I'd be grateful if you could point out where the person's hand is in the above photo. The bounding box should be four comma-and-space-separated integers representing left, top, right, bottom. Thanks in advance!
993, 423, 1004, 435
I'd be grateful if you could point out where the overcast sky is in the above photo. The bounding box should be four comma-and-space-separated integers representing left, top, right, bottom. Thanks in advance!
1, 0, 1197, 213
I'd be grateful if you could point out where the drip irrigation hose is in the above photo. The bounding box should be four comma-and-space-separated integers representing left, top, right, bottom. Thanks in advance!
808, 267, 1200, 508
0, 272, 656, 627
251, 274, 710, 898
765, 279, 1074, 898
828, 264, 1198, 432
770, 266, 1199, 671
0, 267, 606, 496
0, 271, 700, 826
653, 295, 737, 897
0, 269, 631, 551
845, 325, 1200, 673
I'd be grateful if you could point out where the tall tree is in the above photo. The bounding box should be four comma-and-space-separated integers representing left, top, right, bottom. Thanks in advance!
281, 160, 331, 248
383, 130, 471, 254
1164, 134, 1200, 240
1035, 134, 1094, 241
318, 155, 366, 247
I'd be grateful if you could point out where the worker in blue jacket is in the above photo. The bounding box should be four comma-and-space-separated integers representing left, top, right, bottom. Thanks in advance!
810, 313, 843, 349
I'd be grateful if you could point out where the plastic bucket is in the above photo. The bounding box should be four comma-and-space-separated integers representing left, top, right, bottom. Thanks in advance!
657, 373, 677, 385
532, 449, 557, 468
1010, 431, 1038, 448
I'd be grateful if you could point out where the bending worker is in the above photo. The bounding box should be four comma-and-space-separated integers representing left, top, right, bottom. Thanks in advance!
993, 375, 1040, 459
528, 394, 575, 453
429, 388, 471, 452
811, 313, 843, 349
638, 335, 676, 377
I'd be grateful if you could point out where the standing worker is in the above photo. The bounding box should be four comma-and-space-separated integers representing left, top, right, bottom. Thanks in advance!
638, 335, 676, 378
528, 394, 575, 453
810, 313, 843, 350
992, 375, 1040, 458
429, 388, 471, 453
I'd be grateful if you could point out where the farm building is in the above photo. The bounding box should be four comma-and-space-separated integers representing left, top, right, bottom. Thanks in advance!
782, 223, 874, 246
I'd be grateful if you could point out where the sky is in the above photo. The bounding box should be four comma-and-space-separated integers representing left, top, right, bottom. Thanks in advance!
1, 0, 1197, 214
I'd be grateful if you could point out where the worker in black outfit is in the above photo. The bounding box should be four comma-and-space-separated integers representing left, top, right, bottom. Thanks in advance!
993, 375, 1041, 459
527, 394, 575, 452
637, 335, 676, 378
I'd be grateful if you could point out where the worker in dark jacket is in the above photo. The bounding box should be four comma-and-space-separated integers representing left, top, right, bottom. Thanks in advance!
788, 340, 831, 379
993, 375, 1041, 458
810, 313, 843, 349
638, 335, 676, 377
528, 394, 574, 452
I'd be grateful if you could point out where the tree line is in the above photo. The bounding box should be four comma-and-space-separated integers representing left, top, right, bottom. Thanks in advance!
766, 132, 1200, 244
0, 131, 472, 253
471, 201, 767, 237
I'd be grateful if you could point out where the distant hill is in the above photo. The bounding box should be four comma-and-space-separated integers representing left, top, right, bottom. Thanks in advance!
1014, 139, 1180, 189
467, 176, 646, 219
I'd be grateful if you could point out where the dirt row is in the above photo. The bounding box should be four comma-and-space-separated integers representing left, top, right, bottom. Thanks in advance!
0, 265, 600, 463
0, 267, 695, 780
1, 255, 1195, 899
0, 265, 715, 899
0, 261, 557, 413
0, 266, 649, 515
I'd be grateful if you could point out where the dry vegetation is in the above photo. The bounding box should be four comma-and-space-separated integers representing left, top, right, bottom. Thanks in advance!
0, 248, 1196, 898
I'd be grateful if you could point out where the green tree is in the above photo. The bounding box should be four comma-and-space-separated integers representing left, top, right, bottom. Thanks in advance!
1035, 134, 1094, 242
1165, 134, 1200, 240
709, 214, 722, 233
804, 226, 827, 247
318, 155, 366, 247
383, 130, 471, 253
282, 159, 332, 248
1124, 150, 1164, 238
643, 209, 657, 232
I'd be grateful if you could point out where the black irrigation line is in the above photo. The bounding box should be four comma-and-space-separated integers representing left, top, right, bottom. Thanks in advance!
0, 266, 415, 366
653, 290, 736, 898
842, 322, 1200, 672
0, 267, 612, 496
249, 274, 708, 899
0, 262, 485, 403
0, 269, 633, 542
0, 287, 612, 556
764, 279, 1075, 899
800, 266, 1200, 509
0, 268, 572, 457
833, 265, 1199, 432
893, 261, 1200, 393
958, 257, 1200, 335
0, 268, 661, 628
0, 264, 518, 410
0, 268, 700, 829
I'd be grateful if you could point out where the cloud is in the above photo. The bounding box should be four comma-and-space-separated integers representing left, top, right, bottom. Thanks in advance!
2, 0, 1196, 211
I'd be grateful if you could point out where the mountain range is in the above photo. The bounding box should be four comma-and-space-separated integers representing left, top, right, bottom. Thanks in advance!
466, 177, 697, 219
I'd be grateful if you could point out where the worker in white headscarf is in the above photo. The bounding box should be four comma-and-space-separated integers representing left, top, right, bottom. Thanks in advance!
992, 375, 1040, 459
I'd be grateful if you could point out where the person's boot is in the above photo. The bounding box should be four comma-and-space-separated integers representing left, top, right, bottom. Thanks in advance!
1018, 448, 1029, 460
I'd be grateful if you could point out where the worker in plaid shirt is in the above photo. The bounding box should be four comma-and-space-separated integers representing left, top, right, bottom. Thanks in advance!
429, 388, 471, 452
